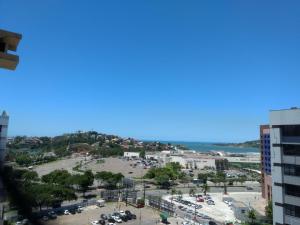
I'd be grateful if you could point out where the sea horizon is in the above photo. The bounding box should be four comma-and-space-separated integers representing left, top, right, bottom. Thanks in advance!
156, 140, 260, 154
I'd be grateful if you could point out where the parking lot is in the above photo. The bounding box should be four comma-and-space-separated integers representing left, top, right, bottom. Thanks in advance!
163, 193, 236, 224
43, 202, 161, 225
84, 157, 150, 178
32, 156, 150, 179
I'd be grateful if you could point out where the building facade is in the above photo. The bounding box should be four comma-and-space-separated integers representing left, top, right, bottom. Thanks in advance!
0, 111, 9, 165
123, 152, 140, 158
260, 125, 272, 201
270, 108, 300, 225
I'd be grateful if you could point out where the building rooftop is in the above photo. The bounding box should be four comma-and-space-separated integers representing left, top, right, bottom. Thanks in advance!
270, 107, 300, 112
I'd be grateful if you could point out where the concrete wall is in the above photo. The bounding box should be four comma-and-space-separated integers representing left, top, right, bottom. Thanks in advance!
270, 109, 300, 125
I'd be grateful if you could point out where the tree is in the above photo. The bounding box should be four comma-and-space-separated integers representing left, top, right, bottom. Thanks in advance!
189, 187, 196, 196
155, 174, 170, 189
95, 171, 124, 189
238, 175, 247, 186
170, 188, 177, 206
197, 173, 208, 184
42, 169, 73, 187
177, 190, 183, 200
72, 170, 94, 196
201, 183, 210, 196
247, 209, 256, 224
22, 171, 39, 183
265, 200, 273, 222
139, 149, 146, 159
215, 172, 228, 194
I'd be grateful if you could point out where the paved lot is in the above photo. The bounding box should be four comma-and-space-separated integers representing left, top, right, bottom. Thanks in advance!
163, 191, 264, 224
33, 156, 85, 176
85, 157, 148, 178
44, 202, 162, 225
33, 156, 148, 178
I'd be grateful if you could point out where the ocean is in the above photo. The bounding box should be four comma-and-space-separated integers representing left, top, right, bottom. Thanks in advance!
160, 141, 259, 154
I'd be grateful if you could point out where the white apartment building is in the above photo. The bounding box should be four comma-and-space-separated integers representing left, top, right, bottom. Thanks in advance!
0, 111, 9, 165
270, 108, 300, 225
123, 152, 140, 158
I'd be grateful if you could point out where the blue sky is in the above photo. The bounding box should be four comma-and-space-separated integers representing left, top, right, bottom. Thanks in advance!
1, 1, 300, 142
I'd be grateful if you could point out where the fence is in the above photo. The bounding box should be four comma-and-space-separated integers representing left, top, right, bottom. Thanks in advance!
146, 195, 175, 215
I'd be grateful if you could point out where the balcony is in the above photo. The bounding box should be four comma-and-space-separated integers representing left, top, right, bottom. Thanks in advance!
0, 52, 19, 70
285, 194, 300, 207
285, 215, 300, 225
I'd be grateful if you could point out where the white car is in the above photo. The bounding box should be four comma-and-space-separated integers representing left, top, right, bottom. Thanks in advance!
119, 210, 126, 216
108, 223, 116, 225
64, 210, 70, 215
90, 221, 100, 225
187, 209, 194, 214
112, 216, 122, 223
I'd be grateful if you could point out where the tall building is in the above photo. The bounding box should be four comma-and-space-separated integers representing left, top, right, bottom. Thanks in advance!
0, 111, 9, 165
270, 108, 300, 225
260, 125, 272, 201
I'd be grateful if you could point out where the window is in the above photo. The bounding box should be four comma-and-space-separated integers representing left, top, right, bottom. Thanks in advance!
283, 145, 300, 156
284, 164, 300, 176
282, 125, 300, 137
285, 184, 300, 197
285, 204, 300, 218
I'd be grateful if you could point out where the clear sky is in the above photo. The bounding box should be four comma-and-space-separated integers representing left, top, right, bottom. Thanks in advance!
1, 1, 300, 142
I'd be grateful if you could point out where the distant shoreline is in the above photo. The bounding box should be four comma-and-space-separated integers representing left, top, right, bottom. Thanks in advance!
159, 141, 259, 153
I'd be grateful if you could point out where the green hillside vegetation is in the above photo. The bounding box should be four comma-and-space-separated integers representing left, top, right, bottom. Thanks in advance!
214, 140, 260, 148
7, 131, 174, 166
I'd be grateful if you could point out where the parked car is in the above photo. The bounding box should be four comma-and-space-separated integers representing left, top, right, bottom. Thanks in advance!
42, 216, 49, 221
187, 209, 193, 214
120, 215, 128, 222
108, 218, 116, 223
207, 200, 215, 205
91, 220, 100, 225
99, 220, 105, 225
101, 214, 108, 220
69, 208, 76, 214
119, 211, 126, 217
64, 210, 70, 215
112, 216, 122, 223
77, 205, 84, 213
48, 211, 57, 219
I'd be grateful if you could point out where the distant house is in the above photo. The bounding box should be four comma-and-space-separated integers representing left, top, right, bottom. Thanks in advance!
123, 152, 140, 159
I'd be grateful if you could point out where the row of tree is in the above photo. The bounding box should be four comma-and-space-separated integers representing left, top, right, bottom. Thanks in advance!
2, 165, 125, 216
144, 162, 189, 188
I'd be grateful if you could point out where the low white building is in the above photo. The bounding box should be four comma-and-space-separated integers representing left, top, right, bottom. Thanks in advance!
145, 151, 228, 170
123, 152, 140, 158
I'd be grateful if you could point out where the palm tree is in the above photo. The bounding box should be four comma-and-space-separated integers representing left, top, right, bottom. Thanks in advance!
171, 188, 177, 203
177, 190, 183, 200
247, 209, 256, 224
216, 172, 228, 194
201, 183, 210, 196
